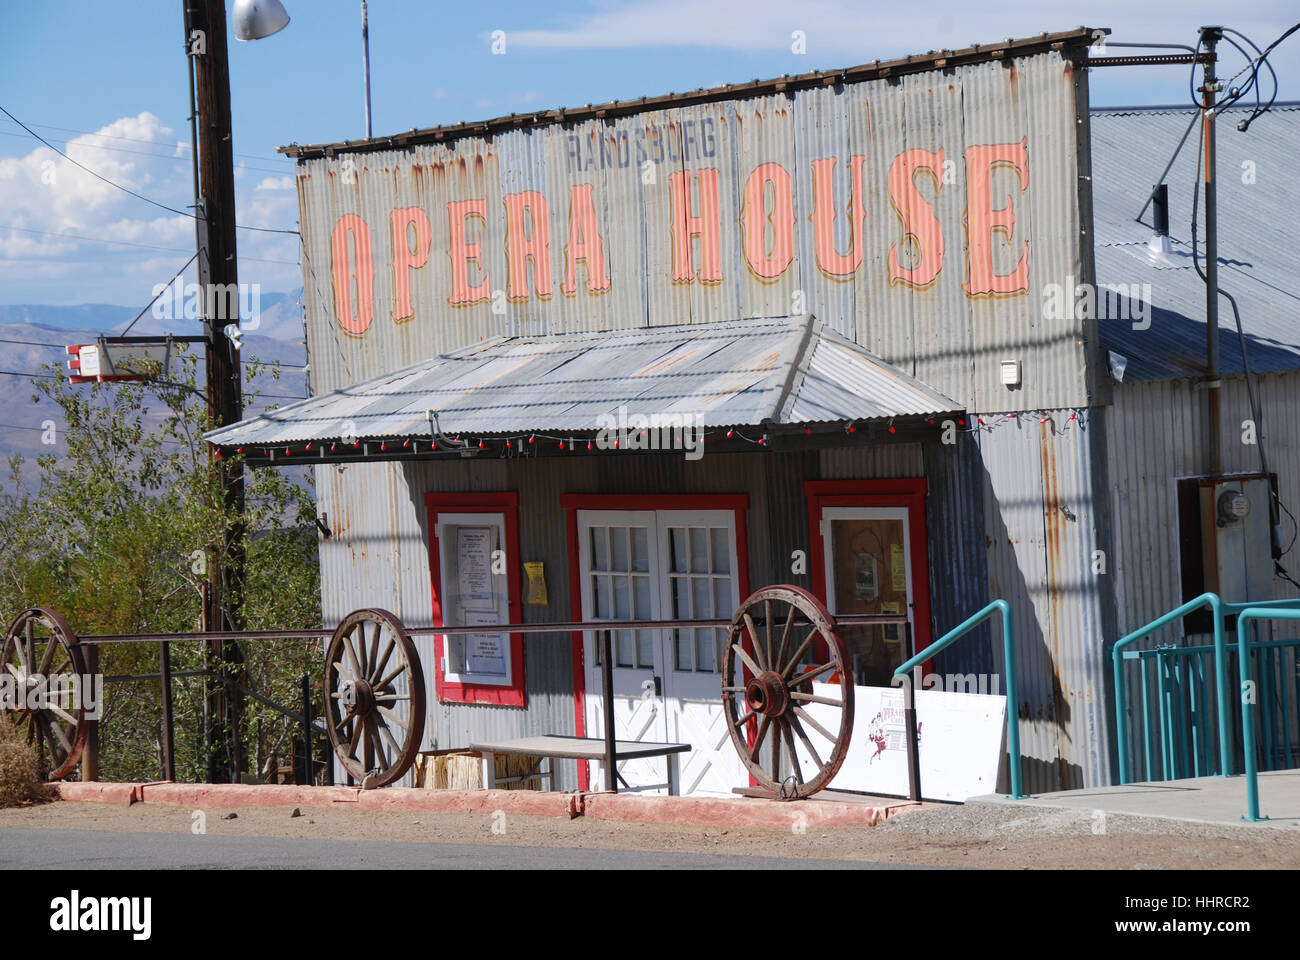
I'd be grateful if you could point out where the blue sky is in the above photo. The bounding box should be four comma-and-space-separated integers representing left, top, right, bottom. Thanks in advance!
1, 0, 1296, 308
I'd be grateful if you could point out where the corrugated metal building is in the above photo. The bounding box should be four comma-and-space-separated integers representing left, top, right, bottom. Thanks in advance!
207, 28, 1299, 795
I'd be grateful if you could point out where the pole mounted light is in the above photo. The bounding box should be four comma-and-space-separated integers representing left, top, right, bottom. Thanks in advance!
231, 0, 290, 42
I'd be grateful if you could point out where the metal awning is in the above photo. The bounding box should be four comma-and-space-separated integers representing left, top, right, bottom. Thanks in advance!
205, 315, 961, 462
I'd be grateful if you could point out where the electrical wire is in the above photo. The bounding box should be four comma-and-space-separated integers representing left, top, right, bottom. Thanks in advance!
0, 104, 298, 236
0, 223, 298, 266
1187, 81, 1297, 568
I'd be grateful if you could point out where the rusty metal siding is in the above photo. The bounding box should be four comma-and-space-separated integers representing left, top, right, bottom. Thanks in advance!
977, 409, 1114, 792
1103, 374, 1300, 780
294, 48, 1092, 414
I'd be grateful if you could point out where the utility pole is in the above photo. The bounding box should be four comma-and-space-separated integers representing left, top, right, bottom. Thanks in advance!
186, 0, 246, 783
362, 1, 373, 138
1200, 26, 1222, 479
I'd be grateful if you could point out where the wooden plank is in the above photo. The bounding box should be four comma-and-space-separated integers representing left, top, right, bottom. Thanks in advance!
468, 734, 691, 761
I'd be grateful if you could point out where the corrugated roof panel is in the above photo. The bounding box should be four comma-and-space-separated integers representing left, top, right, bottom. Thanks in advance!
1090, 103, 1300, 381
206, 316, 962, 447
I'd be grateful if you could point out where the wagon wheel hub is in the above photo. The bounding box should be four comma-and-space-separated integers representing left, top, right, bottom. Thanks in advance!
745, 671, 789, 717
339, 678, 375, 715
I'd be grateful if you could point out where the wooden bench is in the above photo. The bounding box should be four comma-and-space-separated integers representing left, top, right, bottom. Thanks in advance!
469, 734, 691, 794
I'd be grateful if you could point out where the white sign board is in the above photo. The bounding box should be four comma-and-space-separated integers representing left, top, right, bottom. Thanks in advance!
456, 526, 495, 612
463, 609, 507, 676
796, 682, 1006, 801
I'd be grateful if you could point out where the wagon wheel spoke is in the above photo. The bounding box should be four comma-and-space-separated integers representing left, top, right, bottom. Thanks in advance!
374, 663, 409, 690
731, 708, 756, 729
749, 715, 772, 763
371, 636, 396, 683
376, 705, 408, 730
37, 638, 57, 675
781, 626, 820, 679
377, 718, 405, 759
791, 705, 837, 744
788, 692, 843, 707
342, 631, 363, 682
46, 703, 78, 727
742, 613, 767, 671
366, 623, 380, 682
790, 661, 837, 687
731, 642, 762, 677
770, 715, 782, 782
780, 719, 803, 783
764, 599, 775, 672
787, 711, 824, 770
774, 604, 795, 675
5, 662, 24, 682
373, 693, 409, 703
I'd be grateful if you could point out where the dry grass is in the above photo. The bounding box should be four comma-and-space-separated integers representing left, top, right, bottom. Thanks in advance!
0, 717, 51, 807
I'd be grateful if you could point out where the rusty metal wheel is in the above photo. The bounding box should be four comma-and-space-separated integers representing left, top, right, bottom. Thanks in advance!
721, 585, 854, 799
1, 608, 90, 781
324, 608, 425, 787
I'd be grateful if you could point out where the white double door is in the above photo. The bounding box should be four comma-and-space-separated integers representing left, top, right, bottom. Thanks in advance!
577, 509, 748, 796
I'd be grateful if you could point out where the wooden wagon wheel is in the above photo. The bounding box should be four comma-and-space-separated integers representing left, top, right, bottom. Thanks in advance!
1, 608, 90, 781
324, 608, 425, 787
721, 585, 854, 799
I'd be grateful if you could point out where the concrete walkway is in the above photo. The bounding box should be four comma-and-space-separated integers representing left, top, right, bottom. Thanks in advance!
972, 768, 1300, 829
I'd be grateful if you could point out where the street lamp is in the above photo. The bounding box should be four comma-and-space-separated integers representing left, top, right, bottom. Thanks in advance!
231, 0, 290, 41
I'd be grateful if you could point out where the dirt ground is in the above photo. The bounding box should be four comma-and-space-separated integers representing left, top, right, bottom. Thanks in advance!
2, 798, 1298, 868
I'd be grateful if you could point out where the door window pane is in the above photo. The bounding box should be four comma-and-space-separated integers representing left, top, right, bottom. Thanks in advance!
829, 515, 909, 686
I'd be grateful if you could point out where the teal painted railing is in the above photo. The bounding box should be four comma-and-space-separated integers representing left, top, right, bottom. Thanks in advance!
1235, 608, 1300, 821
1111, 593, 1300, 821
893, 599, 1024, 799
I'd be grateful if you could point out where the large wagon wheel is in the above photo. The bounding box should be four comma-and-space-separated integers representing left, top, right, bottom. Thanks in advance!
1, 608, 90, 781
721, 585, 854, 799
324, 608, 425, 787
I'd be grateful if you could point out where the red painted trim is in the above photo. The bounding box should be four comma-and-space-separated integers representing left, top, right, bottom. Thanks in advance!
424, 491, 525, 707
803, 479, 934, 677
563, 492, 751, 791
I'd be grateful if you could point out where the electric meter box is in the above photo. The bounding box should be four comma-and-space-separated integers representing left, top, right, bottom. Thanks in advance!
1200, 474, 1274, 604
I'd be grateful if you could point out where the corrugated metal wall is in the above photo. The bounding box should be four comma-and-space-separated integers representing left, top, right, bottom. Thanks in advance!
976, 410, 1115, 792
295, 50, 1096, 415
315, 439, 995, 789
1104, 373, 1300, 780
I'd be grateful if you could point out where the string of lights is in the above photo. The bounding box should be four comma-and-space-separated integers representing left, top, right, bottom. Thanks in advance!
222, 408, 1092, 460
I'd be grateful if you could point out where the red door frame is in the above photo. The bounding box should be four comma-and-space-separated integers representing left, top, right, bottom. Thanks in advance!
424, 491, 525, 707
804, 479, 934, 677
561, 493, 751, 790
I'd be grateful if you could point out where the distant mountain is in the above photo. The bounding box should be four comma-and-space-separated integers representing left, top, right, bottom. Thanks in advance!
0, 288, 306, 342
0, 298, 308, 491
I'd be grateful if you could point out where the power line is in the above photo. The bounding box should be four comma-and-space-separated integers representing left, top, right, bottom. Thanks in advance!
0, 223, 299, 266
0, 337, 66, 348
0, 129, 290, 177
0, 104, 299, 236
0, 116, 292, 166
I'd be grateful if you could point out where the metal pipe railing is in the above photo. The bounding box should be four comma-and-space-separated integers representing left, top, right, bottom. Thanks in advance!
892, 599, 1023, 799
1112, 593, 1300, 784
1233, 607, 1300, 821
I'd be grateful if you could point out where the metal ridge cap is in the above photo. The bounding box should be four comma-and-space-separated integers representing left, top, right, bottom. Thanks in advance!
279, 27, 1104, 159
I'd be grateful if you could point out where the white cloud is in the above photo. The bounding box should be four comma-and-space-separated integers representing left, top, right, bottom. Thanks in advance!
256, 175, 295, 191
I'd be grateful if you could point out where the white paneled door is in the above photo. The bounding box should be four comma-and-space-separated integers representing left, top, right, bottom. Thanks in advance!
579, 509, 748, 796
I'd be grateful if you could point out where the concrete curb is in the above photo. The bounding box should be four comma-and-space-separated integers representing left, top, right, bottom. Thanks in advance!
580, 792, 901, 828
52, 781, 906, 828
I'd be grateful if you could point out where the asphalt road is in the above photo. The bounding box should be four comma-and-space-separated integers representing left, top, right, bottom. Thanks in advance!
0, 827, 910, 869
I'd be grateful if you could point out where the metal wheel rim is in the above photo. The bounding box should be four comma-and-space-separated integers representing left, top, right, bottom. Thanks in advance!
1, 608, 89, 781
324, 608, 425, 787
721, 586, 854, 799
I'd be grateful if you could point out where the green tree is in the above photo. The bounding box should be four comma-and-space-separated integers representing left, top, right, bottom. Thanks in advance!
0, 347, 321, 783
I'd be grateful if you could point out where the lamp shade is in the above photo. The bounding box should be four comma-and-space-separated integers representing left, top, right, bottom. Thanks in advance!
232, 0, 290, 42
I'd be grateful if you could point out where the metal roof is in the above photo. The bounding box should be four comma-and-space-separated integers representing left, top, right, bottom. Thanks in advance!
1091, 102, 1300, 382
280, 28, 1102, 160
204, 316, 961, 449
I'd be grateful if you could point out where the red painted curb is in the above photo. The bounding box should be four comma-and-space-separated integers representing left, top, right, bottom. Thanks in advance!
358, 788, 583, 818
53, 782, 138, 805
52, 781, 908, 828
139, 783, 361, 809
579, 792, 895, 829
